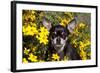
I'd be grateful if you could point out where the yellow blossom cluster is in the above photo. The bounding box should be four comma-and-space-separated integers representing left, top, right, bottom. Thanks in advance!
70, 22, 91, 60
36, 27, 49, 45
60, 18, 71, 27
23, 23, 38, 36
23, 10, 36, 22
23, 24, 49, 45
60, 12, 74, 27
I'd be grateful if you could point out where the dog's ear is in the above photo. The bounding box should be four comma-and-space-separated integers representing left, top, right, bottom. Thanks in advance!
67, 19, 76, 33
42, 17, 52, 30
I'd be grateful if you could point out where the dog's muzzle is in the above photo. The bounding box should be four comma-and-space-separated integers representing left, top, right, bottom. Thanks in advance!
56, 37, 61, 44
52, 37, 66, 48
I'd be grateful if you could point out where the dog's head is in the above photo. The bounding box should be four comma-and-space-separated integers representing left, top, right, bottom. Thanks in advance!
49, 25, 69, 49
42, 17, 76, 52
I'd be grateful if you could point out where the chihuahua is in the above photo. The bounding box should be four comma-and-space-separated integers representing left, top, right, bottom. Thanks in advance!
43, 17, 81, 61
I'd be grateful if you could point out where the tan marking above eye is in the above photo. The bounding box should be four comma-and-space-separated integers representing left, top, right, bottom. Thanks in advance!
61, 32, 64, 35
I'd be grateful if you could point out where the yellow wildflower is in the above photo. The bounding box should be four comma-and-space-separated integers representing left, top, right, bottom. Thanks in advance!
74, 28, 79, 35
72, 39, 78, 48
36, 27, 49, 45
30, 14, 36, 21
52, 53, 60, 61
31, 47, 36, 52
28, 53, 38, 62
22, 24, 38, 36
23, 13, 36, 22
79, 40, 90, 50
64, 12, 74, 19
72, 39, 77, 44
60, 19, 70, 27
37, 36, 48, 45
84, 40, 91, 46
79, 23, 85, 28
31, 10, 35, 14
23, 58, 28, 64
79, 41, 85, 50
80, 50, 87, 60
24, 48, 30, 55
39, 27, 49, 36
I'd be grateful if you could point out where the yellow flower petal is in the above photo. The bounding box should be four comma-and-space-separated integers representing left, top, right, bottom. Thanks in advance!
28, 53, 38, 62
52, 54, 60, 61
23, 58, 28, 64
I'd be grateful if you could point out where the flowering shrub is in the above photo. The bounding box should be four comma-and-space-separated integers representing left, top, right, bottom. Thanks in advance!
69, 23, 91, 60
22, 10, 91, 63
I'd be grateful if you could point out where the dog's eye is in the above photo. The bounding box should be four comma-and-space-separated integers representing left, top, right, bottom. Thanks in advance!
53, 32, 57, 35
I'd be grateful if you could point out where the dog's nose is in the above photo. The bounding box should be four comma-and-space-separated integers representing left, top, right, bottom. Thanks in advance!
56, 37, 61, 44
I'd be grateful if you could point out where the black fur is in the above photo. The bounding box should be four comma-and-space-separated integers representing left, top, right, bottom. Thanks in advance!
45, 25, 81, 61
